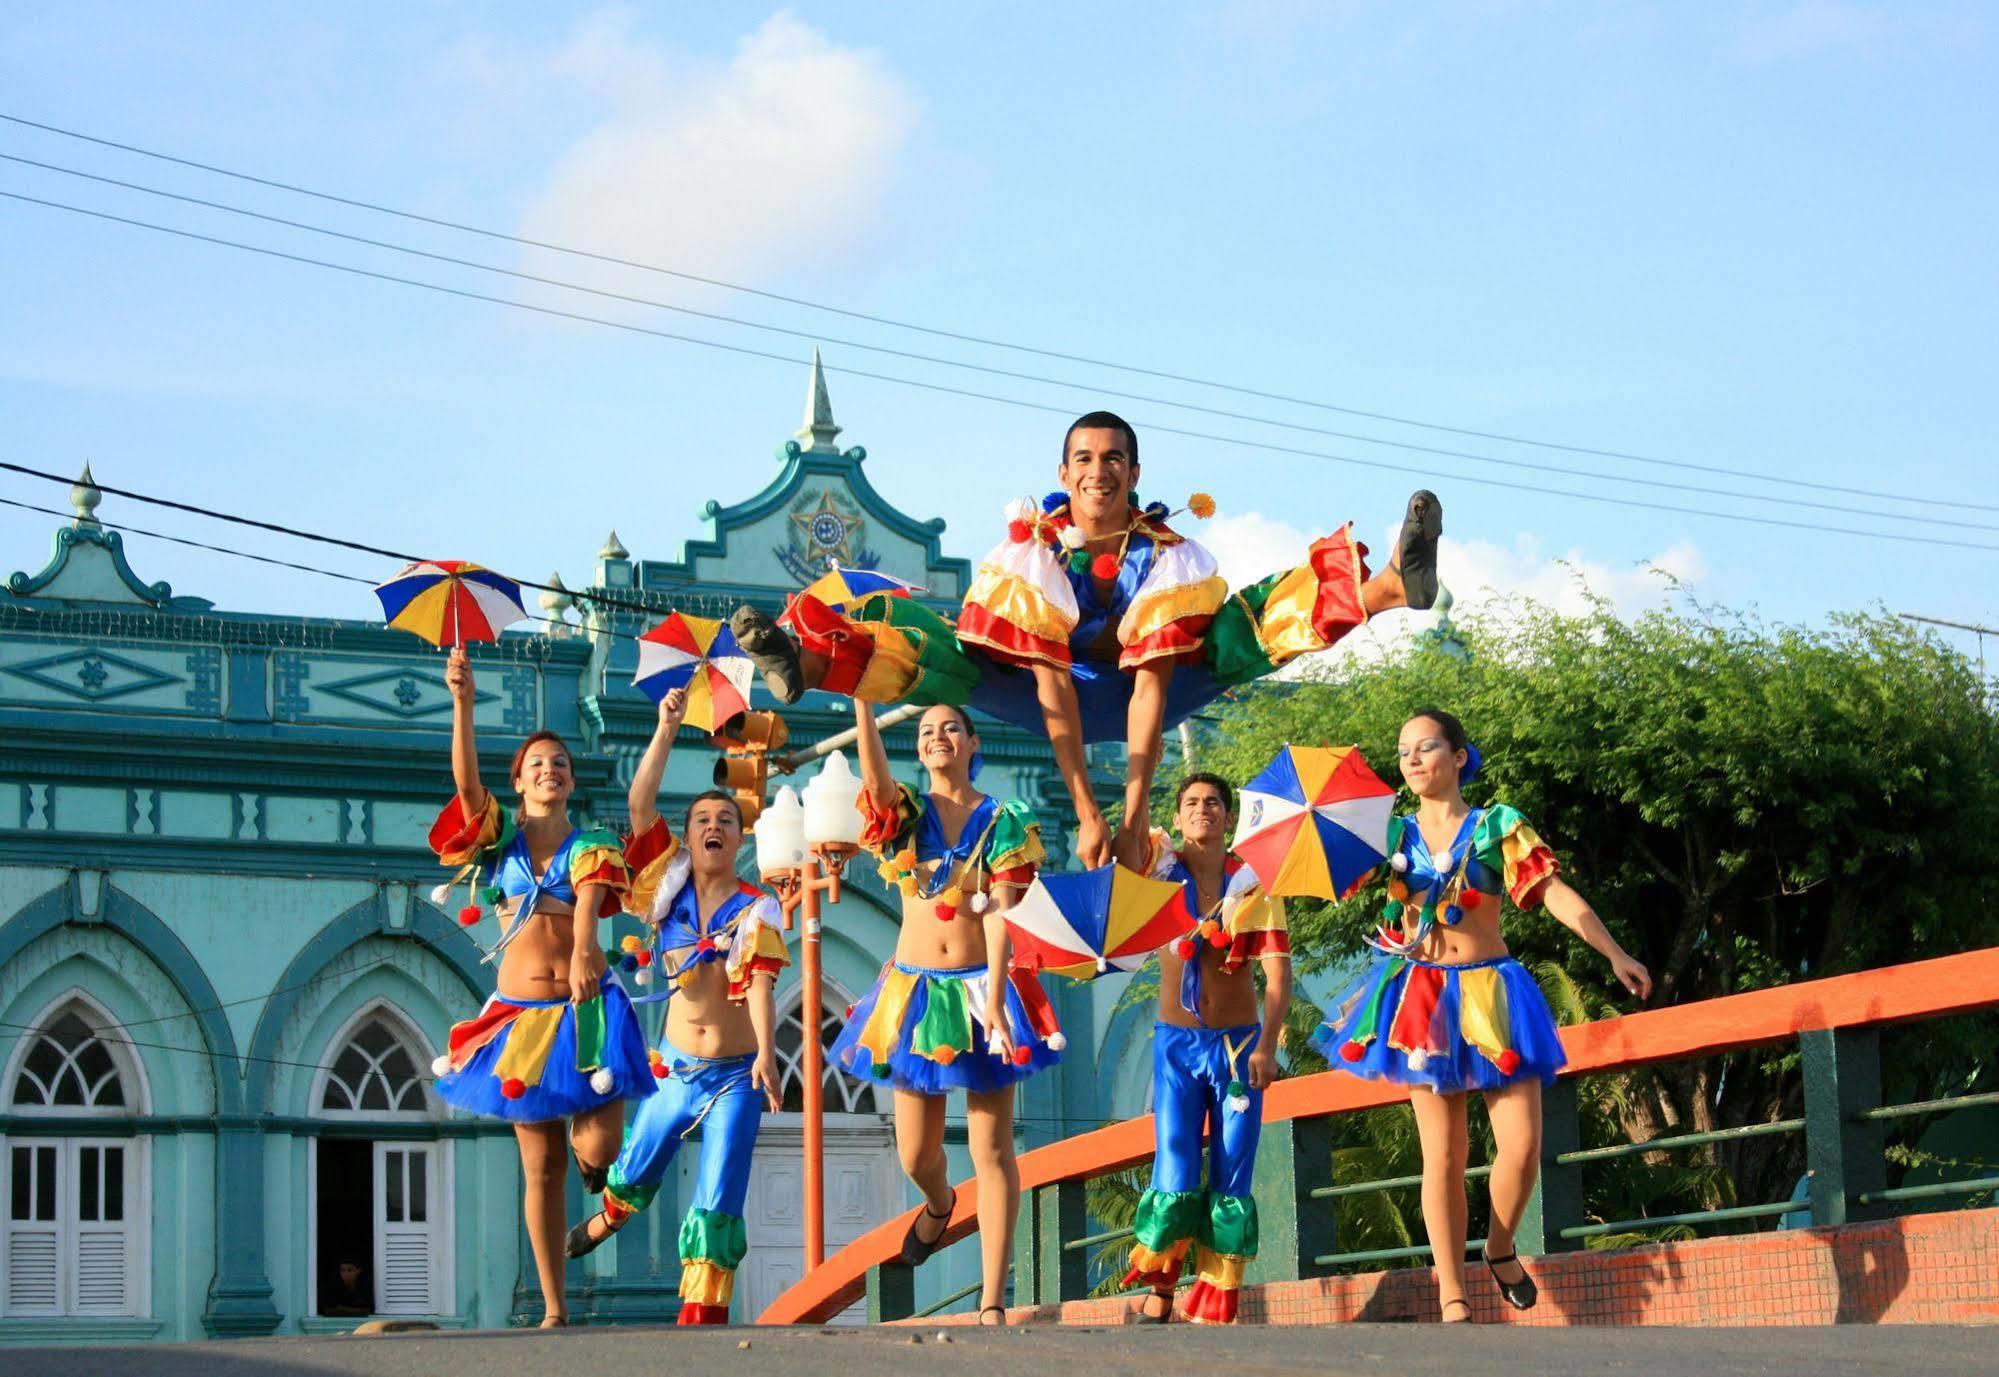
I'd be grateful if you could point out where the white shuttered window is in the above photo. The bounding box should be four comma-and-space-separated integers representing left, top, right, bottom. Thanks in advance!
372, 1143, 439, 1315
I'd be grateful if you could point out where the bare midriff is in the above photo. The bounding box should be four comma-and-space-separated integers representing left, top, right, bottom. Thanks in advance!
1155, 944, 1261, 1029
891, 855, 1017, 971
1397, 905, 1510, 965
662, 952, 760, 1060
494, 894, 584, 1002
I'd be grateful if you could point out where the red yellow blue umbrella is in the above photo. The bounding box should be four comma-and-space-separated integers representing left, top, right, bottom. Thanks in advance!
798, 563, 925, 614
633, 612, 755, 733
1005, 864, 1192, 981
1233, 745, 1395, 901
373, 560, 527, 647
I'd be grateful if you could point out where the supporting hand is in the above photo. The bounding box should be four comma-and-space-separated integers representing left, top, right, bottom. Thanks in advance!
982, 996, 1014, 1062
1075, 811, 1113, 870
752, 1051, 782, 1112
1611, 951, 1652, 1001
1247, 1045, 1279, 1091
569, 945, 607, 1004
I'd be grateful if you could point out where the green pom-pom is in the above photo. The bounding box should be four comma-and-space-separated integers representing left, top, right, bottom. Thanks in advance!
475, 885, 503, 905
870, 1062, 893, 1081
1382, 898, 1405, 922
1068, 551, 1092, 574
1227, 1079, 1248, 1100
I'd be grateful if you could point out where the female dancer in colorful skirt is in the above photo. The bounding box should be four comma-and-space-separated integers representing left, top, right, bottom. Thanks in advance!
426, 646, 656, 1326
829, 699, 1062, 1324
1314, 709, 1651, 1322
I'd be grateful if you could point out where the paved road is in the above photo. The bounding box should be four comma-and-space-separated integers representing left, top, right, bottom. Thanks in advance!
7, 1323, 1991, 1377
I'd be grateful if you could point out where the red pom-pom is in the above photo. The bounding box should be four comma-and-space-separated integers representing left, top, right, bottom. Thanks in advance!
935, 903, 957, 921
1459, 890, 1483, 910
1207, 928, 1229, 949
650, 1060, 668, 1079
457, 905, 482, 927
1007, 519, 1032, 543
1340, 1041, 1366, 1063
500, 1077, 527, 1099
635, 949, 653, 967
932, 1045, 958, 1066
844, 1004, 857, 1020
1090, 552, 1120, 580
1172, 937, 1197, 960
1010, 1045, 1033, 1066
695, 936, 717, 954
1496, 1050, 1522, 1076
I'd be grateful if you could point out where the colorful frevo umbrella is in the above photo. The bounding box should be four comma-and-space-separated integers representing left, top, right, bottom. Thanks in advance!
373, 560, 528, 647
1233, 744, 1395, 901
798, 562, 924, 614
633, 612, 756, 733
1006, 864, 1192, 981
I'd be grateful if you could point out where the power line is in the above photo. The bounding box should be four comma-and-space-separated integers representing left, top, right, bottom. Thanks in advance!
3, 109, 1976, 515
0, 493, 378, 586
7, 151, 1993, 532
4, 194, 1996, 555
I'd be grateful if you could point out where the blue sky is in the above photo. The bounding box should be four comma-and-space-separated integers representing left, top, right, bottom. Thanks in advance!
2, 2, 1994, 653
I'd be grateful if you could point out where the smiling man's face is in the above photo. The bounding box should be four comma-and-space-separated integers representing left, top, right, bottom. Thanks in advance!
1061, 424, 1138, 536
685, 796, 744, 873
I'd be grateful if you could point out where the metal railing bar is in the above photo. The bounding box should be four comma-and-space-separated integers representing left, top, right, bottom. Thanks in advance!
910, 1278, 986, 1319
1063, 1226, 1137, 1252
1310, 1166, 1492, 1200
1559, 1199, 1795, 1240
1858, 1090, 1999, 1122
1555, 1118, 1804, 1165
1856, 1174, 1999, 1206
1313, 1237, 1487, 1268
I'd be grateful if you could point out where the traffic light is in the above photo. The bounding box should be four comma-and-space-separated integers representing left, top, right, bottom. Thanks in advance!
711, 710, 789, 830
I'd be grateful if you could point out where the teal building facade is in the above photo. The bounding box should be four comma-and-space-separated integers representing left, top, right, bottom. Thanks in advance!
0, 361, 1156, 1342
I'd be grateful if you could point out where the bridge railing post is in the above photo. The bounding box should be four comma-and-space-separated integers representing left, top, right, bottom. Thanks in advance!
1034, 1179, 1089, 1304
866, 1263, 916, 1323
1249, 1115, 1337, 1282
1802, 1027, 1887, 1226
1518, 1075, 1585, 1255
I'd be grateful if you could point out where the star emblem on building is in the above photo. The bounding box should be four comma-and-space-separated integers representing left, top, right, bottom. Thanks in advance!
791, 490, 861, 567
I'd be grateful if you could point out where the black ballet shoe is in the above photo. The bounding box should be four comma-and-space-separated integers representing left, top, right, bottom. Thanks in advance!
1439, 1297, 1472, 1324
1391, 490, 1444, 611
978, 1305, 1007, 1326
571, 1148, 608, 1196
729, 604, 805, 704
564, 1210, 624, 1260
1481, 1249, 1538, 1310
1135, 1292, 1173, 1324
898, 1201, 953, 1267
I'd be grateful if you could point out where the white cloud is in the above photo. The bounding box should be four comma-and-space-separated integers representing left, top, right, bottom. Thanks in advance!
462, 9, 916, 284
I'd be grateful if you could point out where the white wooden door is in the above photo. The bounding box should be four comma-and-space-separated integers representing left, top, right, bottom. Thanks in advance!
3, 1139, 140, 1317
736, 1119, 898, 1325
372, 1143, 441, 1315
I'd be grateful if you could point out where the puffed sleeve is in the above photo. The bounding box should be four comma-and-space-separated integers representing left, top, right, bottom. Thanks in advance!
724, 892, 792, 1002
1219, 871, 1289, 973
956, 517, 1082, 670
983, 798, 1046, 890
1474, 804, 1561, 909
1117, 533, 1227, 670
623, 814, 684, 920
428, 793, 512, 867
567, 823, 633, 916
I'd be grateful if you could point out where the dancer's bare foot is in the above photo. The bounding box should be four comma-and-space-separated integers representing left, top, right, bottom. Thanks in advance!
1361, 490, 1443, 613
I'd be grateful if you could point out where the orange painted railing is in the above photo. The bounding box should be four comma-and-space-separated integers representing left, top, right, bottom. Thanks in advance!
757, 946, 1999, 1325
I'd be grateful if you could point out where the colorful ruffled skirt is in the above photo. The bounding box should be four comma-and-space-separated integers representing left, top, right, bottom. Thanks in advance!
831, 961, 1063, 1095
434, 982, 656, 1122
1312, 954, 1567, 1094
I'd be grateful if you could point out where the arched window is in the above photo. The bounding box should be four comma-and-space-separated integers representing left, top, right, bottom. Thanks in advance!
3, 995, 148, 1317
774, 984, 877, 1114
319, 1016, 427, 1116
10, 1008, 128, 1112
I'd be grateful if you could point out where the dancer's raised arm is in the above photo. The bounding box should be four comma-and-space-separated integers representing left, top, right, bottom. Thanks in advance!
445, 646, 487, 816
853, 698, 896, 804
627, 687, 688, 834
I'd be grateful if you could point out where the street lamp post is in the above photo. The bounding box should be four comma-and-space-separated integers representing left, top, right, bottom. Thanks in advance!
756, 753, 864, 1272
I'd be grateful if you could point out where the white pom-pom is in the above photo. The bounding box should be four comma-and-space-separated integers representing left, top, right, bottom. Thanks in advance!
969, 892, 990, 915
1388, 853, 1408, 874
1058, 525, 1087, 550
1431, 852, 1452, 874
429, 883, 455, 905
633, 968, 653, 987
431, 1054, 452, 1077
1004, 497, 1034, 522
1095, 956, 1109, 973
1045, 1032, 1068, 1052
589, 1067, 615, 1095
1406, 1050, 1430, 1071
1226, 1094, 1251, 1114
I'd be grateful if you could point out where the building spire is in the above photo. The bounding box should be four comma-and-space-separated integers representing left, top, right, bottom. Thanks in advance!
71, 461, 103, 528
796, 348, 843, 453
